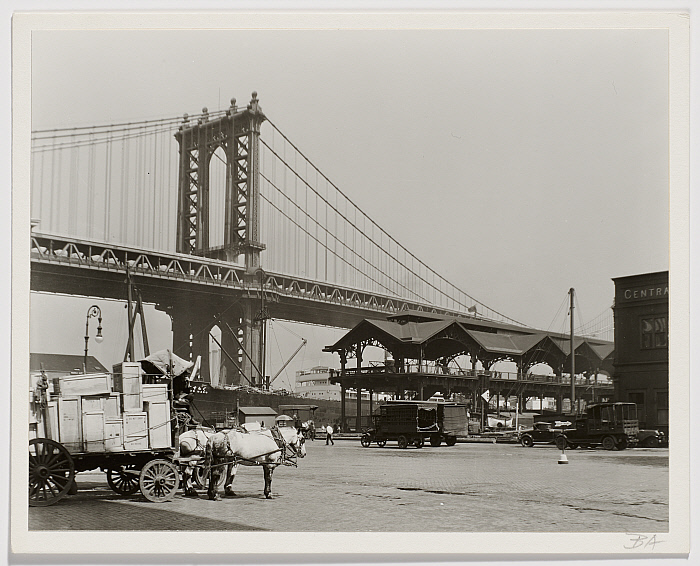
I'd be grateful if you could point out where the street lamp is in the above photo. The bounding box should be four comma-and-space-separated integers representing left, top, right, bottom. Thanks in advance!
84, 305, 103, 373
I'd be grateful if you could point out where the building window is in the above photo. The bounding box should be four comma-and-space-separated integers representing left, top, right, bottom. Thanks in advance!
641, 316, 667, 349
656, 391, 668, 426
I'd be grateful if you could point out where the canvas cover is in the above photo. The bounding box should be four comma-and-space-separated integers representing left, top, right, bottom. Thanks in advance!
141, 349, 194, 377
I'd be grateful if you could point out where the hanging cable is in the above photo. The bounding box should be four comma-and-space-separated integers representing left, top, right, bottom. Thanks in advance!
262, 124, 525, 326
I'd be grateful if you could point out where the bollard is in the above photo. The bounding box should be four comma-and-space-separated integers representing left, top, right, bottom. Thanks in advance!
558, 442, 569, 465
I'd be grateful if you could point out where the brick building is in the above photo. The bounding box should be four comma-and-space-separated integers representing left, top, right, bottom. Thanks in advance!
612, 271, 669, 434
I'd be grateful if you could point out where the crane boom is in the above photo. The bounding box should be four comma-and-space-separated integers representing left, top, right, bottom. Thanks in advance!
270, 339, 307, 385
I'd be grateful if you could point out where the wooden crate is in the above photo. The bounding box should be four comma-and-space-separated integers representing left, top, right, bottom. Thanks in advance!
146, 401, 171, 449
121, 364, 143, 413
142, 384, 168, 404
104, 393, 121, 419
82, 411, 106, 452
105, 420, 124, 452
58, 398, 82, 452
59, 373, 111, 397
81, 393, 121, 419
123, 412, 148, 450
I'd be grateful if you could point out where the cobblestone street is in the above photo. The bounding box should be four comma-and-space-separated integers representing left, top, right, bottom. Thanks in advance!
29, 440, 668, 532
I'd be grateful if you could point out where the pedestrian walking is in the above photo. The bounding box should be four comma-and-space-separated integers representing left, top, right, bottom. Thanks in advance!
325, 424, 334, 445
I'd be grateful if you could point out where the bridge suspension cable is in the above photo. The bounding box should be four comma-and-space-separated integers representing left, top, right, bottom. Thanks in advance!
30, 105, 528, 327
575, 304, 614, 340
261, 118, 526, 326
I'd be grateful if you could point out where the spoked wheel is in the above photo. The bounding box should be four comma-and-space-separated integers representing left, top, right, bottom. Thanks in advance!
29, 438, 75, 507
106, 464, 141, 496
193, 465, 225, 489
139, 459, 179, 502
376, 439, 387, 448
361, 434, 372, 448
601, 436, 616, 451
397, 435, 408, 449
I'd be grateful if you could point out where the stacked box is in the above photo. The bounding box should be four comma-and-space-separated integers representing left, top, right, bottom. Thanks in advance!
143, 384, 171, 449
105, 420, 124, 452
123, 412, 149, 450
59, 373, 111, 397
82, 411, 106, 452
121, 363, 143, 413
58, 398, 82, 453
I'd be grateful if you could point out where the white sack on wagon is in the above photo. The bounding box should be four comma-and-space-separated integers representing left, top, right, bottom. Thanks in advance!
140, 349, 194, 377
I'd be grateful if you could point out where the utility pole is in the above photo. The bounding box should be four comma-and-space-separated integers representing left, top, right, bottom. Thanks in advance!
570, 287, 576, 415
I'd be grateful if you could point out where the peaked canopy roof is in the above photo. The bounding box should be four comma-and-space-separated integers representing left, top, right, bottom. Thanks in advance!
324, 314, 614, 373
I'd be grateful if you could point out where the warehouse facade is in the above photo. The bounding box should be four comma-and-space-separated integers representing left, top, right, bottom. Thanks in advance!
612, 271, 669, 435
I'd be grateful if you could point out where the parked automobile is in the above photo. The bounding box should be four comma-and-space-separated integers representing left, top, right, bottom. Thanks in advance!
637, 429, 667, 448
518, 422, 565, 447
553, 402, 639, 451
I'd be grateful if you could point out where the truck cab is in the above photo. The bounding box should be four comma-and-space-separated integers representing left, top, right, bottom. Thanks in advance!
555, 402, 639, 450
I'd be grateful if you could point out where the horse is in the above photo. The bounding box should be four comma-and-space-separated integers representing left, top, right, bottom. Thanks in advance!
178, 427, 218, 496
204, 425, 306, 500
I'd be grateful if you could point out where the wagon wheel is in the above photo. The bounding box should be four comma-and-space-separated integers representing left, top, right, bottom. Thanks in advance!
139, 459, 179, 502
193, 465, 225, 489
106, 464, 140, 496
429, 435, 441, 447
29, 438, 75, 507
376, 439, 387, 448
414, 437, 424, 449
397, 435, 408, 449
361, 434, 372, 448
601, 436, 616, 451
445, 436, 457, 447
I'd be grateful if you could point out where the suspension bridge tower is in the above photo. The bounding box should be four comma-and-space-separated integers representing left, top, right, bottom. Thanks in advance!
170, 93, 268, 387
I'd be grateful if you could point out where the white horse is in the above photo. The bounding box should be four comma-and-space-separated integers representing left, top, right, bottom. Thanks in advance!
178, 427, 218, 496
204, 426, 306, 500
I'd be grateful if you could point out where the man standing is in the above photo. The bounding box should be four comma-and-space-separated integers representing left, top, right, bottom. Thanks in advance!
325, 424, 334, 445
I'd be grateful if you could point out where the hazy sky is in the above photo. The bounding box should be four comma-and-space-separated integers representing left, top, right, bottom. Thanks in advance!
28, 26, 670, 383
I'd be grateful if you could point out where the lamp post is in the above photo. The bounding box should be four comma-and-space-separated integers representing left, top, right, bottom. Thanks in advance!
84, 305, 104, 373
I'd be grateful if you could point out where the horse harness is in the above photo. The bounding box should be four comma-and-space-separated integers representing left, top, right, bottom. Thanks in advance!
215, 427, 302, 468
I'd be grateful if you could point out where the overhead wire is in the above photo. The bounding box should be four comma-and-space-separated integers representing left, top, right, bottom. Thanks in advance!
260, 172, 425, 302
261, 118, 525, 326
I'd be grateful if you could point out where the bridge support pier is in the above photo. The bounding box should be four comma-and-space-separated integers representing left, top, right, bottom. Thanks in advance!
164, 297, 265, 388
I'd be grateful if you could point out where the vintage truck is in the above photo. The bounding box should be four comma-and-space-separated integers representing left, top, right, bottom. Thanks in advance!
360, 401, 468, 449
552, 402, 640, 451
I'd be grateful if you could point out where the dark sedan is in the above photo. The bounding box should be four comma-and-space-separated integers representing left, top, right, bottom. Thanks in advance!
518, 422, 566, 447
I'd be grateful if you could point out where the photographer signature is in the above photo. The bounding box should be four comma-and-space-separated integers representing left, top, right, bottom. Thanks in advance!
624, 533, 664, 551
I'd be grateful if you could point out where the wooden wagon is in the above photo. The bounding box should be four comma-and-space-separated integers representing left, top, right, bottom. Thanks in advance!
29, 363, 183, 506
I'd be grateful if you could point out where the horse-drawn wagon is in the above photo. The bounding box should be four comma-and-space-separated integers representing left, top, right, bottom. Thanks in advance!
29, 356, 193, 507
277, 404, 318, 440
360, 401, 468, 449
30, 354, 308, 506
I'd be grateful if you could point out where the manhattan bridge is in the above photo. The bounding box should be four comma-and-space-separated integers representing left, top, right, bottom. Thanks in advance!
30, 92, 613, 405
